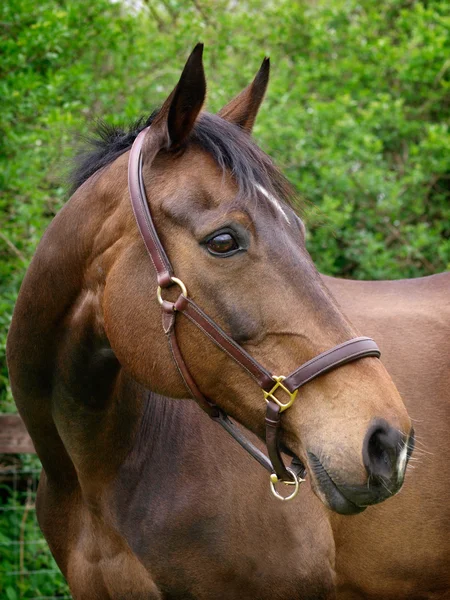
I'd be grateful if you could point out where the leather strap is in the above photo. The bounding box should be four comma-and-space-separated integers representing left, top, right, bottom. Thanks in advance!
175, 296, 274, 390
128, 127, 173, 288
165, 306, 276, 474
167, 293, 379, 397
283, 337, 381, 393
128, 127, 382, 486
213, 411, 274, 474
265, 401, 292, 481
167, 326, 220, 419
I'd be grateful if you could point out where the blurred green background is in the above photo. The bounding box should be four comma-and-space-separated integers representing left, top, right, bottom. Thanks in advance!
0, 0, 449, 595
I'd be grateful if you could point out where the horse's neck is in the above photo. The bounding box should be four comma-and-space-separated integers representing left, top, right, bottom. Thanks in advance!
8, 167, 148, 485
120, 391, 194, 473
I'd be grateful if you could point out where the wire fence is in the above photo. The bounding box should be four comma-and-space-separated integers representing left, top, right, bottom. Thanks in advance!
0, 455, 71, 599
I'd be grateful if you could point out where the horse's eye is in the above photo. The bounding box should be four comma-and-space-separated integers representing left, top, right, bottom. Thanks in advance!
206, 232, 239, 256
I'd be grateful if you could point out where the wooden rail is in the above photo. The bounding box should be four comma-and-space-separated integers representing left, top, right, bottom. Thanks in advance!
0, 414, 35, 454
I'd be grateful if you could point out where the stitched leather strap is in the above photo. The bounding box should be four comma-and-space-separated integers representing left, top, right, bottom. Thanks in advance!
165, 308, 277, 475
283, 337, 381, 393
169, 294, 379, 397
213, 411, 274, 473
175, 296, 274, 390
128, 127, 173, 288
168, 326, 220, 418
265, 401, 292, 481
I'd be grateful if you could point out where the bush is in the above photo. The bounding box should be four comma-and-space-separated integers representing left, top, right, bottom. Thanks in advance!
1, 0, 449, 398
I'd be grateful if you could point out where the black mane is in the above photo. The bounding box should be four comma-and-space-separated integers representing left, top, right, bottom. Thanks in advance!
70, 111, 295, 207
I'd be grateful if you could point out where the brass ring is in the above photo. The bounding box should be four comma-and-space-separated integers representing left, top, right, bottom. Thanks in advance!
269, 467, 303, 502
263, 376, 298, 412
157, 277, 188, 307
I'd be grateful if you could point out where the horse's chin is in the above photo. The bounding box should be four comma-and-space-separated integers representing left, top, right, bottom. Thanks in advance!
306, 452, 367, 516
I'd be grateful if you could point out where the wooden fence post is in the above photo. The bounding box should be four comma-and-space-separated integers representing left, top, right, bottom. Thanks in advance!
0, 414, 35, 454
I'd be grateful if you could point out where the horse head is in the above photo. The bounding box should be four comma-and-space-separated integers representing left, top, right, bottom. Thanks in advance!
77, 45, 412, 514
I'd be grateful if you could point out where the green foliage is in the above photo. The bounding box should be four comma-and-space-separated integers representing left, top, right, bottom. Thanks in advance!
0, 0, 449, 594
0, 462, 69, 598
260, 0, 450, 279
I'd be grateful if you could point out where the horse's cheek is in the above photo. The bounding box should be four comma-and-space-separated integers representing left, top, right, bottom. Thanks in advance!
101, 253, 187, 398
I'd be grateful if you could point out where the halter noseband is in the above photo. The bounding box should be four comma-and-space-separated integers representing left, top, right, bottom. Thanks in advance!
128, 127, 381, 501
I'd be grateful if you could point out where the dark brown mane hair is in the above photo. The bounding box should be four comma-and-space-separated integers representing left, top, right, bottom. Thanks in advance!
70, 111, 296, 208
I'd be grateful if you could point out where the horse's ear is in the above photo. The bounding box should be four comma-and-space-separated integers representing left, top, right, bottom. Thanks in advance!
166, 43, 206, 147
148, 43, 206, 150
217, 58, 270, 133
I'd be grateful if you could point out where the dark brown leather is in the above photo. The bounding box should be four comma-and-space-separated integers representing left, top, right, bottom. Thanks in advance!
182, 298, 274, 390
283, 337, 381, 393
265, 401, 292, 481
128, 128, 173, 288
162, 294, 274, 389
214, 411, 274, 474
168, 326, 220, 419
128, 126, 382, 485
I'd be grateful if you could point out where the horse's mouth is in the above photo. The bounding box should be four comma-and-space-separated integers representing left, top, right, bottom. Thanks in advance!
307, 452, 367, 515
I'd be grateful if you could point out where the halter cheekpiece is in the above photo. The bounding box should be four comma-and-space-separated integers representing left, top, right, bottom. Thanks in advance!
128, 126, 381, 501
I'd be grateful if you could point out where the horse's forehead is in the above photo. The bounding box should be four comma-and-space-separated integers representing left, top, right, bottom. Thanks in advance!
151, 147, 293, 230
152, 148, 234, 203
255, 184, 291, 224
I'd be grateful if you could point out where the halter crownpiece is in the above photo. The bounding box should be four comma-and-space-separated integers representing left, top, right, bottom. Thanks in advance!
128, 126, 381, 501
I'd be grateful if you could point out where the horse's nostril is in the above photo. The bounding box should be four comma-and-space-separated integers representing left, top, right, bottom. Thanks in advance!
363, 419, 404, 480
369, 430, 393, 471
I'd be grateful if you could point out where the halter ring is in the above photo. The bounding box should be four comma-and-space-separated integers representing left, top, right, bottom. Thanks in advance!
264, 376, 298, 412
157, 277, 188, 308
269, 467, 303, 501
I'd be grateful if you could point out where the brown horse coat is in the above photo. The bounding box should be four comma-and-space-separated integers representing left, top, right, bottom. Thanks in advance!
10, 273, 449, 599
327, 273, 450, 599
6, 48, 441, 600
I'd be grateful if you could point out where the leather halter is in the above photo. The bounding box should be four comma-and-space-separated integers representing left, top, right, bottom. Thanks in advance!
128, 126, 381, 501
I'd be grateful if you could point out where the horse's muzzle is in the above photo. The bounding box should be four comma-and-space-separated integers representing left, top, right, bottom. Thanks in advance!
308, 427, 415, 515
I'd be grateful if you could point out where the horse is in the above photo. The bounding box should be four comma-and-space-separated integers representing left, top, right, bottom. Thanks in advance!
7, 46, 414, 599
326, 273, 450, 599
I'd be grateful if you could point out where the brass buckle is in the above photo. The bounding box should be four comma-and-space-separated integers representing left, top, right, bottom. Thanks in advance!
263, 376, 298, 412
269, 468, 304, 501
157, 277, 188, 310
